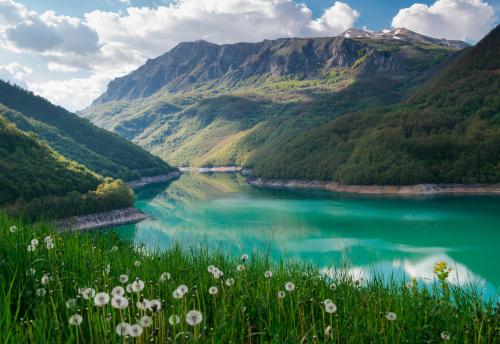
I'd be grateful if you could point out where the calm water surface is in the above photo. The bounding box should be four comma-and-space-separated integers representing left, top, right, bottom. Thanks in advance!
116, 173, 500, 296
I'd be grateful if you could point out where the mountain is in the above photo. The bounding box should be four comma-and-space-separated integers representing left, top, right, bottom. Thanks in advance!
0, 80, 175, 181
81, 27, 495, 185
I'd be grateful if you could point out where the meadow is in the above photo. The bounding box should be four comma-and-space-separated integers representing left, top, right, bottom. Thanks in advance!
0, 212, 498, 343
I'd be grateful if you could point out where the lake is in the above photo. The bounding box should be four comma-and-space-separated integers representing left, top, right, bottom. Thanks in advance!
116, 172, 500, 297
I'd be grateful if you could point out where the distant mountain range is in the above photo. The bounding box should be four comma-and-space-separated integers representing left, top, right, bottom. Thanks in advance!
79, 25, 498, 185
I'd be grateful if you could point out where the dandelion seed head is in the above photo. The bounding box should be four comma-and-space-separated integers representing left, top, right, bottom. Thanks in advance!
129, 324, 143, 337
36, 288, 46, 297
236, 264, 245, 272
323, 299, 332, 305
126, 284, 132, 293
31, 239, 39, 246
213, 269, 223, 279
186, 310, 203, 326
134, 260, 141, 267
27, 244, 36, 252
137, 299, 151, 310
111, 296, 129, 309
81, 288, 95, 300
140, 316, 152, 328
41, 274, 50, 285
207, 265, 216, 273
264, 271, 273, 278
386, 312, 397, 321
112, 286, 125, 297
149, 299, 162, 312
241, 254, 249, 261
116, 322, 131, 336
111, 246, 118, 252
131, 280, 145, 292
66, 299, 77, 309
119, 274, 129, 284
94, 292, 110, 307
225, 278, 235, 287
325, 325, 331, 336
159, 272, 171, 282
177, 284, 188, 295
325, 302, 337, 314
27, 268, 36, 276
209, 286, 218, 295
285, 282, 295, 292
68, 314, 83, 326
329, 283, 337, 291
278, 290, 286, 299
168, 314, 180, 326
9, 226, 17, 233
46, 242, 55, 250
44, 236, 53, 244
441, 331, 450, 341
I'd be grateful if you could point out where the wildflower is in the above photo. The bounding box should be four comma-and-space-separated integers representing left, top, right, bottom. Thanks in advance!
31, 239, 39, 246
46, 242, 55, 250
325, 302, 337, 314
236, 264, 245, 272
94, 292, 110, 307
131, 280, 145, 292
111, 246, 118, 252
27, 244, 36, 252
111, 296, 129, 309
36, 288, 46, 297
406, 281, 413, 289
325, 325, 332, 337
134, 260, 141, 267
137, 299, 151, 310
323, 299, 332, 305
140, 315, 153, 327
169, 314, 180, 326
126, 284, 132, 293
129, 324, 143, 337
278, 291, 286, 299
9, 226, 17, 233
209, 286, 218, 295
149, 299, 162, 312
44, 236, 53, 244
225, 278, 235, 286
172, 289, 183, 299
104, 264, 111, 275
177, 284, 188, 295
69, 314, 83, 326
441, 331, 450, 341
27, 268, 36, 276
159, 272, 171, 282
386, 312, 397, 321
264, 271, 273, 278
66, 298, 77, 309
41, 274, 50, 285
329, 283, 337, 291
213, 269, 224, 279
186, 310, 203, 326
241, 254, 249, 261
285, 282, 295, 292
116, 322, 131, 336
119, 274, 129, 284
208, 265, 216, 273
112, 286, 125, 297
81, 288, 96, 300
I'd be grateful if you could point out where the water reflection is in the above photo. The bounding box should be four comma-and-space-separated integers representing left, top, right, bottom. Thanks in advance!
117, 173, 500, 297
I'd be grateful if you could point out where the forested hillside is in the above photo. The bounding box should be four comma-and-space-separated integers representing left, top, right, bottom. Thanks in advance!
0, 80, 175, 181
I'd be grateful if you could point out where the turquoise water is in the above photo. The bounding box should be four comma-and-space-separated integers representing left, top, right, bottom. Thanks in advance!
117, 173, 500, 295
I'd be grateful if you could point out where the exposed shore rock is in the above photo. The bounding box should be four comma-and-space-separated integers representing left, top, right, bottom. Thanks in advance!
247, 177, 500, 196
179, 166, 245, 173
126, 171, 181, 189
56, 207, 148, 231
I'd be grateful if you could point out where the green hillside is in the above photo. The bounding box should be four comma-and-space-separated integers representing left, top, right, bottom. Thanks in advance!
0, 80, 175, 181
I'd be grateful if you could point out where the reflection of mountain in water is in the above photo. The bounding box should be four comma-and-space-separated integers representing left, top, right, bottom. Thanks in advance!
118, 173, 500, 295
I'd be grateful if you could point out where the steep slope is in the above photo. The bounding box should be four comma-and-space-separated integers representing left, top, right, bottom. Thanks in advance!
0, 80, 175, 181
251, 25, 500, 184
82, 28, 466, 173
0, 113, 100, 205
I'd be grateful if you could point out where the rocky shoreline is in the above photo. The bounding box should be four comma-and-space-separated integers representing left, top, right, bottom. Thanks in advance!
56, 207, 148, 231
126, 171, 181, 189
247, 177, 500, 196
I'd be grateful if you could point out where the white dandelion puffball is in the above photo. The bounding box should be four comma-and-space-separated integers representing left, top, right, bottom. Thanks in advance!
325, 325, 332, 336
36, 288, 46, 297
134, 260, 141, 267
329, 283, 337, 291
27, 268, 36, 276
241, 254, 249, 261
111, 296, 129, 309
207, 265, 216, 273
285, 282, 295, 292
31, 238, 39, 246
69, 314, 83, 326
131, 280, 145, 292
213, 269, 223, 279
236, 264, 245, 272
119, 274, 129, 284
137, 299, 151, 310
325, 302, 337, 314
44, 236, 53, 244
159, 272, 171, 282
172, 289, 183, 299
66, 298, 77, 309
126, 284, 132, 293
46, 242, 55, 250
112, 286, 125, 297
441, 331, 450, 341
94, 292, 110, 307
225, 278, 235, 286
169, 314, 180, 326
41, 274, 50, 285
129, 324, 143, 337
81, 288, 96, 300
186, 310, 203, 326
111, 246, 118, 252
209, 286, 218, 295
278, 290, 286, 299
27, 244, 36, 252
386, 312, 397, 321
140, 315, 153, 328
116, 322, 131, 336
264, 271, 273, 278
9, 226, 17, 233
149, 299, 162, 311
323, 299, 332, 305
177, 284, 188, 295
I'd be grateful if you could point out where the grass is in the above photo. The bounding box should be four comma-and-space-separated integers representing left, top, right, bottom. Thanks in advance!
0, 212, 498, 343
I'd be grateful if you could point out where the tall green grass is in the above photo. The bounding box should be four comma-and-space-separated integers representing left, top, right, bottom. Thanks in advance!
0, 212, 498, 343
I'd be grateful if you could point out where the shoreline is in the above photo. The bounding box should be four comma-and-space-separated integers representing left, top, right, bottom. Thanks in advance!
247, 177, 500, 195
126, 171, 181, 189
179, 166, 252, 173
56, 207, 148, 231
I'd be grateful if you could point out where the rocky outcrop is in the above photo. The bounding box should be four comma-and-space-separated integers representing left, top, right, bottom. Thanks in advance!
247, 177, 500, 196
56, 207, 148, 231
126, 171, 181, 189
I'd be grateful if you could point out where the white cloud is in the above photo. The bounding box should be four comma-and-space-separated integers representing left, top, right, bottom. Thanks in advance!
0, 61, 31, 86
310, 1, 360, 35
392, 0, 496, 42
0, 0, 30, 29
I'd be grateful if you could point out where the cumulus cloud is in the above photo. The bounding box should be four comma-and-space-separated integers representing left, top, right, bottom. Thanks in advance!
0, 0, 30, 29
392, 0, 496, 42
310, 1, 360, 35
0, 61, 31, 80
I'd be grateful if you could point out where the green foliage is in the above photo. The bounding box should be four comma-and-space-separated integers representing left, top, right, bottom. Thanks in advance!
0, 213, 497, 343
0, 81, 175, 180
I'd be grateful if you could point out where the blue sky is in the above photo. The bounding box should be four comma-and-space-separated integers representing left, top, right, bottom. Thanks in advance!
0, 0, 498, 110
